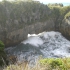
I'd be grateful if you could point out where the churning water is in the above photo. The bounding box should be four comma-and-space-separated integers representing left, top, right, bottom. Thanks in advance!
5, 31, 70, 64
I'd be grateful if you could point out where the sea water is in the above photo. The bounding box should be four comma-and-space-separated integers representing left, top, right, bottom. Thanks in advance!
5, 31, 70, 65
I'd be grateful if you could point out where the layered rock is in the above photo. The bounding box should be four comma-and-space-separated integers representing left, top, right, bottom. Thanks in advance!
3, 19, 55, 47
60, 18, 70, 40
0, 1, 70, 47
0, 1, 55, 47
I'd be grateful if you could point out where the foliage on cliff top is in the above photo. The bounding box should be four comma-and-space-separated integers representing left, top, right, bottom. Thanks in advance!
48, 3, 63, 7
59, 6, 70, 17
48, 5, 70, 27
64, 11, 70, 19
3, 58, 70, 70
48, 5, 70, 18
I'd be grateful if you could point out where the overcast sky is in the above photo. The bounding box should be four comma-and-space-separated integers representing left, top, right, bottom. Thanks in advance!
35, 0, 70, 3
34, 0, 70, 6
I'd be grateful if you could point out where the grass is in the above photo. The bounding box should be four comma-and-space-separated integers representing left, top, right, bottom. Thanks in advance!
3, 57, 70, 70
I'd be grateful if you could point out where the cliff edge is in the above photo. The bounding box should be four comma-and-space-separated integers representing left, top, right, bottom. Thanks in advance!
0, 1, 70, 47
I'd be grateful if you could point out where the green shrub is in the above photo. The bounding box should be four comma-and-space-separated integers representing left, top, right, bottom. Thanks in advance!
48, 3, 63, 7
65, 11, 70, 19
4, 58, 70, 70
0, 41, 8, 66
40, 58, 70, 70
0, 40, 5, 51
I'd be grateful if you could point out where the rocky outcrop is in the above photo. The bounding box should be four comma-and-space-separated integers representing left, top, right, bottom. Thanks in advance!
60, 18, 70, 40
0, 1, 55, 47
3, 19, 55, 47
1, 1, 70, 47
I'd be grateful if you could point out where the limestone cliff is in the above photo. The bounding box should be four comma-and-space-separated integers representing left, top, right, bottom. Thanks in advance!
0, 1, 70, 47
0, 1, 55, 47
60, 18, 70, 40
3, 19, 55, 47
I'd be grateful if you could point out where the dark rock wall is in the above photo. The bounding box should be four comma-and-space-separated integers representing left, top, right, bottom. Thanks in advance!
0, 1, 70, 47
4, 19, 55, 47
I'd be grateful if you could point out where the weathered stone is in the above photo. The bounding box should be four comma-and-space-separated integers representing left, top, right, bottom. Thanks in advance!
2, 19, 55, 47
8, 55, 17, 64
60, 18, 70, 40
0, 1, 70, 47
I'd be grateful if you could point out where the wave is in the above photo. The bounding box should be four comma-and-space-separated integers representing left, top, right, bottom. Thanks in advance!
5, 31, 70, 64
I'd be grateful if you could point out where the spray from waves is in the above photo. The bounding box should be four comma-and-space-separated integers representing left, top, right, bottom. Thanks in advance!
5, 31, 70, 64
22, 31, 70, 57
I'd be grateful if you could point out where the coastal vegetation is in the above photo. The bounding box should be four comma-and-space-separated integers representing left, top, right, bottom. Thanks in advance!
0, 41, 8, 66
3, 58, 70, 70
65, 11, 70, 19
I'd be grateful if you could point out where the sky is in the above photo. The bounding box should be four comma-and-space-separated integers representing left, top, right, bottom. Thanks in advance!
35, 0, 70, 3
35, 0, 70, 6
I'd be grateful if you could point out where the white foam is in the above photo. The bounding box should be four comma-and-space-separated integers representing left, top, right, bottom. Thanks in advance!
23, 36, 43, 47
5, 31, 70, 64
23, 31, 62, 47
28, 34, 37, 37
24, 31, 70, 58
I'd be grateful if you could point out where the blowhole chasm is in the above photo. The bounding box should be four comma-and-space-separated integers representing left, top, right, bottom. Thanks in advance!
5, 31, 70, 65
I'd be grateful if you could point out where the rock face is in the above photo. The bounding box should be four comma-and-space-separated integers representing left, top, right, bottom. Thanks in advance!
60, 18, 70, 40
2, 19, 55, 47
0, 1, 70, 47
0, 1, 55, 47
